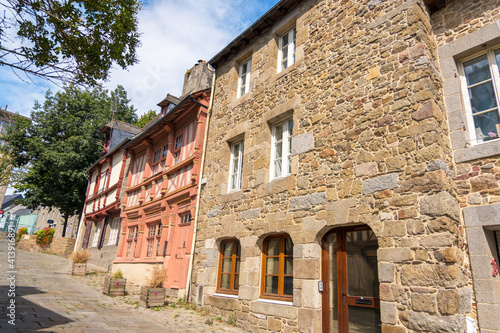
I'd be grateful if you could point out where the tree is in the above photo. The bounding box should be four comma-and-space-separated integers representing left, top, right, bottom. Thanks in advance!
0, 84, 137, 236
133, 109, 157, 128
0, 0, 141, 84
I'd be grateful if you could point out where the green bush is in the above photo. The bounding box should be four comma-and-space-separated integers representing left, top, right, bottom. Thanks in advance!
36, 227, 55, 248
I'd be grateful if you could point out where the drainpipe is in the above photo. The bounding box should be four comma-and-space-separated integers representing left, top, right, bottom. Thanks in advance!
185, 63, 216, 301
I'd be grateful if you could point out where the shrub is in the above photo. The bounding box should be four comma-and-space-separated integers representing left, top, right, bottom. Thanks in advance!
145, 265, 166, 288
70, 249, 92, 263
113, 269, 124, 279
15, 227, 28, 242
35, 227, 55, 248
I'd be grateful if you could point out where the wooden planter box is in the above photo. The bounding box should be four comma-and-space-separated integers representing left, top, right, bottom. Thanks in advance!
72, 263, 87, 276
102, 276, 127, 296
139, 286, 165, 308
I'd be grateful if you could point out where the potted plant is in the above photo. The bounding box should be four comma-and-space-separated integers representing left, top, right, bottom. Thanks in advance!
140, 265, 166, 308
70, 250, 91, 275
103, 269, 127, 296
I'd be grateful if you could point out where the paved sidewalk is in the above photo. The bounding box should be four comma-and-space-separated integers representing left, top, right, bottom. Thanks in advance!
0, 237, 247, 332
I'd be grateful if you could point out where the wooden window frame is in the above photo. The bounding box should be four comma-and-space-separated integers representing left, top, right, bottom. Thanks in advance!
151, 148, 162, 175
237, 57, 251, 98
175, 133, 183, 150
216, 239, 241, 295
179, 211, 192, 225
260, 234, 293, 301
228, 140, 244, 192
278, 27, 296, 73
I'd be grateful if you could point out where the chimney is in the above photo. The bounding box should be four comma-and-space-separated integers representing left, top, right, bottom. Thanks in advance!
181, 60, 213, 97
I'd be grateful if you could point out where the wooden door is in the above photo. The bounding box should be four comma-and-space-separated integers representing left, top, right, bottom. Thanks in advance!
322, 226, 381, 333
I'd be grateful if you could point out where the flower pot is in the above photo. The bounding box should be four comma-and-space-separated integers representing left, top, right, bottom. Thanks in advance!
103, 276, 127, 296
72, 263, 87, 276
139, 286, 165, 307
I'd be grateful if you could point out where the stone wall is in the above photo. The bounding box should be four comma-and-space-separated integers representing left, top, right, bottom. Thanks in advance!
190, 0, 478, 332
432, 1, 500, 332
17, 235, 76, 257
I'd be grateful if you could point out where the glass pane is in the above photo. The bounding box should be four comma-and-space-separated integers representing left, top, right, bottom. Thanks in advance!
285, 237, 293, 255
234, 274, 239, 290
274, 159, 282, 178
235, 258, 240, 273
266, 257, 279, 274
230, 174, 237, 189
220, 274, 230, 290
241, 63, 247, 75
223, 242, 233, 257
275, 125, 283, 141
265, 275, 279, 294
222, 258, 232, 273
266, 239, 280, 256
328, 233, 339, 333
473, 110, 500, 142
469, 82, 497, 113
288, 119, 293, 131
284, 276, 293, 295
495, 49, 500, 72
288, 154, 292, 175
282, 34, 288, 47
275, 143, 283, 159
348, 306, 381, 333
236, 242, 241, 257
346, 230, 379, 298
232, 158, 239, 174
464, 54, 491, 85
285, 257, 293, 275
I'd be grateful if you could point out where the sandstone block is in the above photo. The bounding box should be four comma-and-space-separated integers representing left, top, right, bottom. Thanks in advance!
355, 162, 378, 176
419, 191, 460, 221
411, 292, 436, 313
378, 248, 413, 262
250, 301, 297, 319
378, 262, 396, 283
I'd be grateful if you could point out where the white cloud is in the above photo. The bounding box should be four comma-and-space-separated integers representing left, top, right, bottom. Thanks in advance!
0, 0, 278, 117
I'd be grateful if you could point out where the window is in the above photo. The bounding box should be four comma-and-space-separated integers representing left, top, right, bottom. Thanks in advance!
107, 217, 120, 245
495, 230, 500, 261
91, 223, 101, 247
278, 27, 296, 72
99, 170, 109, 192
156, 224, 162, 256
126, 226, 138, 258
228, 140, 244, 192
460, 48, 500, 144
238, 58, 251, 97
217, 239, 241, 294
146, 223, 162, 257
180, 212, 191, 224
162, 144, 169, 158
175, 134, 183, 150
174, 151, 180, 165
271, 119, 293, 179
151, 148, 162, 175
261, 234, 293, 300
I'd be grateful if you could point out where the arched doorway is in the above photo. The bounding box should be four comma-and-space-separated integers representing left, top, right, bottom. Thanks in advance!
321, 225, 381, 332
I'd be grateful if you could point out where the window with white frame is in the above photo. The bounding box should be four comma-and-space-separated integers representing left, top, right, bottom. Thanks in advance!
271, 118, 293, 179
278, 27, 296, 73
228, 140, 244, 192
91, 223, 101, 247
99, 170, 109, 193
175, 134, 183, 150
238, 58, 251, 97
107, 217, 120, 245
151, 148, 162, 175
460, 48, 500, 144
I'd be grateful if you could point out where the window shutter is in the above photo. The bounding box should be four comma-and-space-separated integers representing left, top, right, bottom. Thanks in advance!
98, 218, 108, 249
115, 218, 122, 246
82, 222, 92, 249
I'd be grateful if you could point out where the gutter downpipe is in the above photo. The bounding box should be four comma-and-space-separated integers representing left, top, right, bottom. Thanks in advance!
185, 63, 216, 301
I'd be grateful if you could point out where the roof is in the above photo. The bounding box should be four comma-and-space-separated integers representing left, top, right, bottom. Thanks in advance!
157, 94, 181, 107
123, 89, 210, 151
100, 119, 141, 135
208, 0, 303, 68
0, 106, 31, 121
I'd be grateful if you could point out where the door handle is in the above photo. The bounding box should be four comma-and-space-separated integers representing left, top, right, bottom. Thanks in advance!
342, 289, 347, 306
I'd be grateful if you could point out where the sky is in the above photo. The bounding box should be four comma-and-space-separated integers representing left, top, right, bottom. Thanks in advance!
0, 0, 280, 118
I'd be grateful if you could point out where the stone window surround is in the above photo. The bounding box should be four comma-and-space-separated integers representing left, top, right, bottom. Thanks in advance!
462, 204, 500, 332
439, 22, 500, 163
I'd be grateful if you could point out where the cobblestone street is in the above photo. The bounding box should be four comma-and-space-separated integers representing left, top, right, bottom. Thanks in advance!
0, 237, 247, 332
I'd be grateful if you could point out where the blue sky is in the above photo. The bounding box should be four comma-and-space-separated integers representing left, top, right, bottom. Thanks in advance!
0, 0, 280, 118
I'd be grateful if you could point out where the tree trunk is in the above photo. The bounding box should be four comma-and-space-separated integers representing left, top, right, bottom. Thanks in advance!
62, 215, 68, 237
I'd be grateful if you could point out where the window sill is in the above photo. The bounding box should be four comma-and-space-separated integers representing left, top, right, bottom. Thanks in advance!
257, 298, 293, 306
214, 293, 239, 299
454, 138, 500, 163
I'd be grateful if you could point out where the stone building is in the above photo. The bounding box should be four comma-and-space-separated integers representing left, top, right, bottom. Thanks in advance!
34, 206, 79, 238
112, 61, 213, 295
190, 0, 500, 332
74, 120, 141, 270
